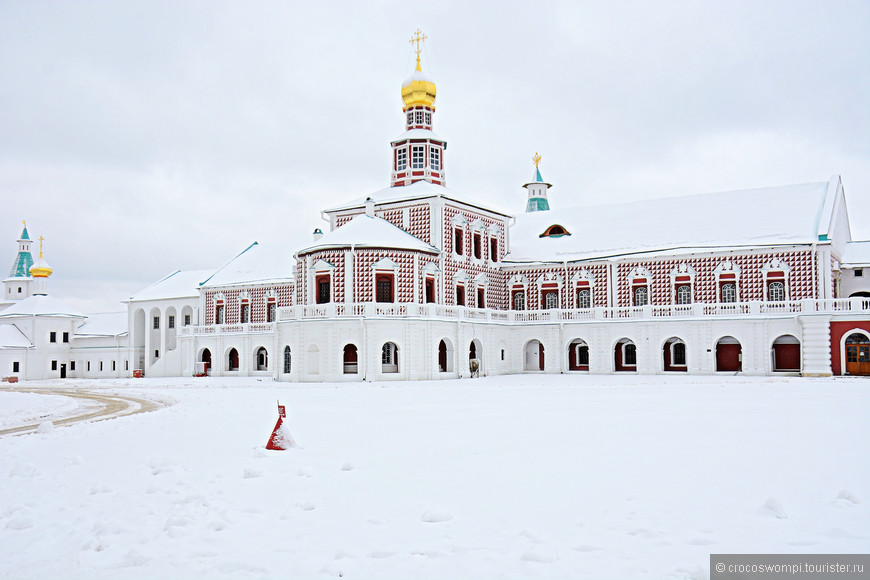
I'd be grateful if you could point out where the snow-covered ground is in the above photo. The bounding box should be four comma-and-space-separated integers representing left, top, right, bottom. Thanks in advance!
1, 375, 868, 580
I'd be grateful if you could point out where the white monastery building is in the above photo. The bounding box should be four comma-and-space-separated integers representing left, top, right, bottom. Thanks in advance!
2, 33, 870, 382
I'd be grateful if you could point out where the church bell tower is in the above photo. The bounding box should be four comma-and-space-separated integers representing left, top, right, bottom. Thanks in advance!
390, 29, 447, 187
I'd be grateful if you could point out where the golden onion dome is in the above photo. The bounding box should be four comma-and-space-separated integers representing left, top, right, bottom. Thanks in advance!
30, 236, 53, 278
401, 59, 437, 109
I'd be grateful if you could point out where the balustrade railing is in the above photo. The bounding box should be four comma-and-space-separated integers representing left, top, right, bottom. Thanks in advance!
178, 297, 869, 334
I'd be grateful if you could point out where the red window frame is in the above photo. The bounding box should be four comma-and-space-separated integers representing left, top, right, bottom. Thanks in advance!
316, 275, 330, 304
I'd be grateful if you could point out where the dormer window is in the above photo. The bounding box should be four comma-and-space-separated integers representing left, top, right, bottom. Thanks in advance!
539, 225, 571, 238
396, 148, 407, 171
431, 147, 440, 170
406, 112, 413, 125
415, 110, 424, 125
425, 112, 431, 125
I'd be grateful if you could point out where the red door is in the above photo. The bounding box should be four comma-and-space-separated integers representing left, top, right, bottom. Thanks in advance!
716, 343, 742, 372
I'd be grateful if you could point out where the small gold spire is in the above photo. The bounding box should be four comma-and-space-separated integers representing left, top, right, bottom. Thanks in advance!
409, 28, 427, 71
39, 236, 45, 258
533, 152, 542, 168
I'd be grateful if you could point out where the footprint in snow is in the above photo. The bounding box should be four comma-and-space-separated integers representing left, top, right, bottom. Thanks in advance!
522, 544, 559, 564
758, 497, 788, 519
421, 511, 452, 523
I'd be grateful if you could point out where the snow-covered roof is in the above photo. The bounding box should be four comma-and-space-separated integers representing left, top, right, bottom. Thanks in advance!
296, 214, 439, 255
0, 324, 32, 348
842, 241, 870, 267
324, 180, 512, 217
505, 180, 835, 263
390, 128, 445, 143
127, 269, 214, 302
200, 242, 295, 289
0, 295, 87, 318
75, 312, 128, 337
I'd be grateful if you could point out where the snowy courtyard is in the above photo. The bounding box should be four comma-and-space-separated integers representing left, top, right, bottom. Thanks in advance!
1, 374, 868, 579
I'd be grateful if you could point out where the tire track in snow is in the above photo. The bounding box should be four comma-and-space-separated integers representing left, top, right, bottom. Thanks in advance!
0, 387, 163, 436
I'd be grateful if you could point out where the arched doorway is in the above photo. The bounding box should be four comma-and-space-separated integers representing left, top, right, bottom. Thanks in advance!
200, 348, 212, 372
716, 336, 742, 372
255, 347, 268, 371
663, 337, 687, 372
568, 339, 589, 371
469, 339, 482, 375
523, 340, 544, 371
343, 344, 359, 374
438, 339, 454, 372
771, 335, 800, 372
845, 333, 870, 375
228, 348, 240, 371
614, 338, 636, 372
382, 342, 399, 373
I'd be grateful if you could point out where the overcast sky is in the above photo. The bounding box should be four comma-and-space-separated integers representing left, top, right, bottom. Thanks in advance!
2, 0, 868, 313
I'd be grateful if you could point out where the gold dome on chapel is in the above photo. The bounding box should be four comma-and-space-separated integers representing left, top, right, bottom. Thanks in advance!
401, 29, 437, 109
30, 236, 53, 278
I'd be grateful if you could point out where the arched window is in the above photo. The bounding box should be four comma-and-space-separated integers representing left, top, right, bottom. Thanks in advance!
721, 282, 736, 303
512, 290, 525, 311
568, 339, 589, 371
676, 285, 692, 305
663, 337, 686, 371
543, 290, 559, 309
283, 346, 291, 374
615, 338, 636, 371
634, 286, 648, 307
539, 225, 571, 238
343, 344, 359, 374
672, 342, 686, 365
267, 297, 277, 323
240, 299, 250, 324
768, 281, 785, 302
577, 288, 591, 309
381, 342, 399, 373
228, 348, 239, 371
215, 300, 225, 324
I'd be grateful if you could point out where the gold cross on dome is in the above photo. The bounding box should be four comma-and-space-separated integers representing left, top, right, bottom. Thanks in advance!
38, 236, 45, 258
533, 152, 542, 168
409, 28, 427, 57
